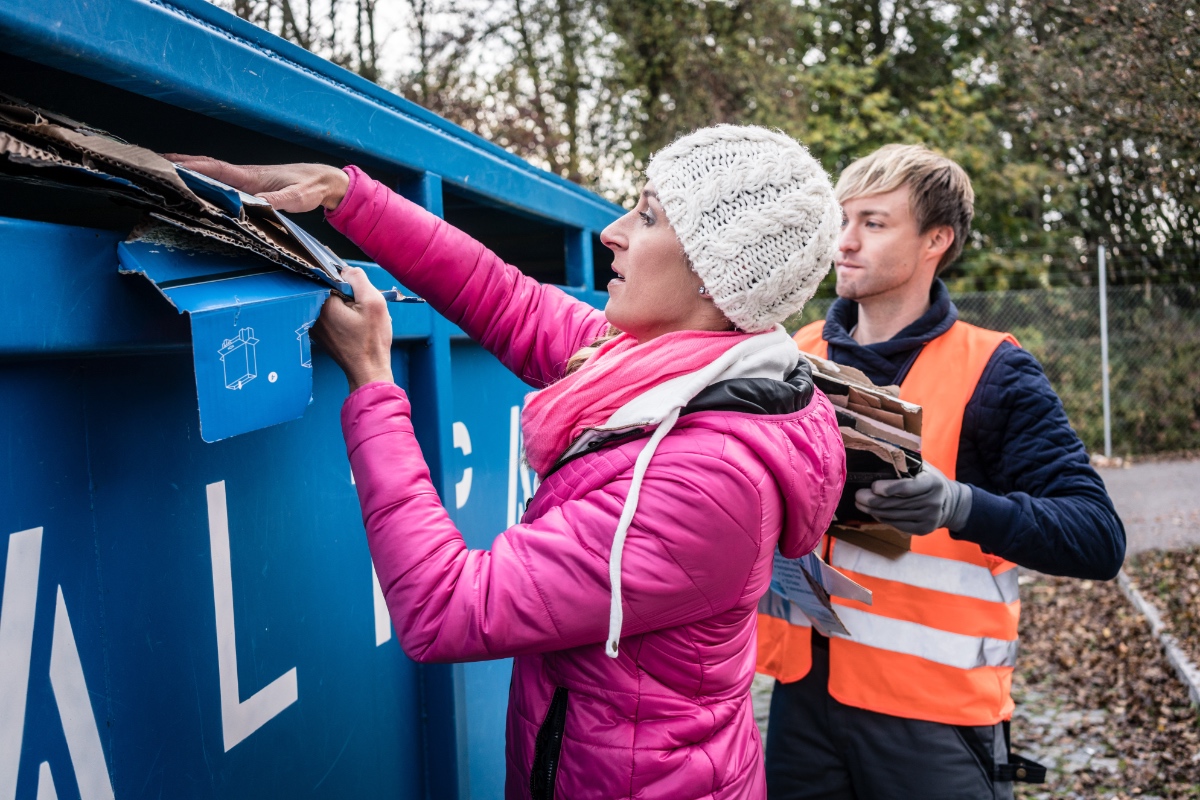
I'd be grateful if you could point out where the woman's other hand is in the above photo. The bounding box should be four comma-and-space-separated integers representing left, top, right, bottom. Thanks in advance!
312, 267, 395, 392
164, 155, 349, 213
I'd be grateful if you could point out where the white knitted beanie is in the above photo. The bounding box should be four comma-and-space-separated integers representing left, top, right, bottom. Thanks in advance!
645, 125, 841, 333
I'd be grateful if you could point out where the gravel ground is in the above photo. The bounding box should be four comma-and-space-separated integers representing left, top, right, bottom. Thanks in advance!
1013, 573, 1200, 798
751, 573, 1200, 797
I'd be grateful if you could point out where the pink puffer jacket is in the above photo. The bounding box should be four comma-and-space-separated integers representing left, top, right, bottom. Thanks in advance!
329, 167, 845, 799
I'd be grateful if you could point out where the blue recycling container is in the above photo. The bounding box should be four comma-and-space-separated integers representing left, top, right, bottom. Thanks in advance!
0, 2, 620, 797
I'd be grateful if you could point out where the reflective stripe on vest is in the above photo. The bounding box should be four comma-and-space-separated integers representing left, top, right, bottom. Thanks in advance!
830, 539, 1020, 605
830, 606, 1019, 670
756, 318, 1021, 726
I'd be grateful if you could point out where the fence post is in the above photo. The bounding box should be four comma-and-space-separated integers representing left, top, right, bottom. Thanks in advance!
1099, 245, 1112, 458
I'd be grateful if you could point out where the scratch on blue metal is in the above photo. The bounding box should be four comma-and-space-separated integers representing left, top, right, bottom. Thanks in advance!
311, 731, 354, 791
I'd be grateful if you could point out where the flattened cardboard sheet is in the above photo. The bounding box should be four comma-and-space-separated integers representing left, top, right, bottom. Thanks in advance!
828, 524, 912, 557
759, 550, 872, 638
0, 92, 356, 295
799, 350, 925, 553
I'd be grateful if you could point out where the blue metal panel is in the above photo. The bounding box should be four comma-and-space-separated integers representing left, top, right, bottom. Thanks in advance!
0, 0, 624, 796
1, 348, 425, 798
1, 367, 103, 800
0, 217, 190, 355
0, 218, 437, 357
448, 342, 548, 800
395, 172, 473, 800
565, 228, 594, 290
116, 239, 333, 441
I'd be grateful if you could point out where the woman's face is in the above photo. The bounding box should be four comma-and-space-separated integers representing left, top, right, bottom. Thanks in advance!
600, 182, 728, 341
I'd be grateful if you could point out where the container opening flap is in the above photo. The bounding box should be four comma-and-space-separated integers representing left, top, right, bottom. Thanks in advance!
118, 223, 330, 442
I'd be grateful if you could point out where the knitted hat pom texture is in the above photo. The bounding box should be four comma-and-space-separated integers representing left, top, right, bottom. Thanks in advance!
645, 125, 841, 333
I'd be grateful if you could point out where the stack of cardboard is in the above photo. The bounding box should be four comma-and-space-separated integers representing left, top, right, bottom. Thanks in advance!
759, 353, 921, 636
0, 92, 356, 295
803, 351, 924, 555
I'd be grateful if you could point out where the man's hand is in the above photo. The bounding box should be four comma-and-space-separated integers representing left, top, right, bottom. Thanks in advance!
854, 462, 973, 536
310, 267, 394, 392
164, 155, 349, 213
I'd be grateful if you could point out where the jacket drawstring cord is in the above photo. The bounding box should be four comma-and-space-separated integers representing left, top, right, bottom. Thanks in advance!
605, 406, 682, 658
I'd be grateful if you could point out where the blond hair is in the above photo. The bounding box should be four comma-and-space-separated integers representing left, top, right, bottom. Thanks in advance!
564, 326, 621, 375
836, 144, 974, 274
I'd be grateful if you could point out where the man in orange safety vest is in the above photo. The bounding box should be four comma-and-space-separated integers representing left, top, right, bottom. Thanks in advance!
760, 144, 1125, 800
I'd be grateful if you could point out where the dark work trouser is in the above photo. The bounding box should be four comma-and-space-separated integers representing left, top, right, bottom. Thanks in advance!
764, 637, 1014, 800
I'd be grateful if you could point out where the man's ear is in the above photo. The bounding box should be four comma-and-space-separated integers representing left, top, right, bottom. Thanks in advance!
925, 225, 955, 265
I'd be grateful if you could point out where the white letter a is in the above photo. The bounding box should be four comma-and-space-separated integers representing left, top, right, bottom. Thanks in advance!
0, 528, 115, 800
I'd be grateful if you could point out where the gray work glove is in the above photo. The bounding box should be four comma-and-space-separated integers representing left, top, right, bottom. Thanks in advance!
853, 462, 973, 536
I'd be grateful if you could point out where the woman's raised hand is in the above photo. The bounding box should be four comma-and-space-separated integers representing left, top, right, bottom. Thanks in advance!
164, 155, 350, 213
311, 267, 395, 393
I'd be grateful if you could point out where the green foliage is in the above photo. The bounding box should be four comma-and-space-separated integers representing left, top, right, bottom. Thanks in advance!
220, 0, 1198, 292
602, 0, 1199, 291
603, 0, 804, 169
603, 0, 1087, 289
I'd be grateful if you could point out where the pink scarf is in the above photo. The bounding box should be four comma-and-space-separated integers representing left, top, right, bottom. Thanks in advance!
521, 329, 757, 476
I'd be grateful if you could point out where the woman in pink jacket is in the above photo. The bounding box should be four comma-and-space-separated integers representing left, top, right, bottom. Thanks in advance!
176, 125, 845, 799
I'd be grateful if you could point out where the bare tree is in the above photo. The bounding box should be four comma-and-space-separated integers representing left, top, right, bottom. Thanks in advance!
214, 0, 382, 82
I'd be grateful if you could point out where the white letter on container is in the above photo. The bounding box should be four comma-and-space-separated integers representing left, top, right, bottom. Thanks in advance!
207, 481, 298, 751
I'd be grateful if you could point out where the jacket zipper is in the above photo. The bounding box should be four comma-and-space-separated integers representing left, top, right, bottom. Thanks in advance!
529, 687, 569, 800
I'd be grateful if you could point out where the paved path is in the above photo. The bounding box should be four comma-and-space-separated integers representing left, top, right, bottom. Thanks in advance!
1098, 458, 1200, 554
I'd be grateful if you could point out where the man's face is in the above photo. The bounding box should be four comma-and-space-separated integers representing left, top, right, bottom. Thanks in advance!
834, 187, 928, 302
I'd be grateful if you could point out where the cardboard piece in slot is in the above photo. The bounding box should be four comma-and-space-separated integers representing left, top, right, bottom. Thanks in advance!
828, 524, 912, 558
0, 92, 360, 296
759, 550, 872, 638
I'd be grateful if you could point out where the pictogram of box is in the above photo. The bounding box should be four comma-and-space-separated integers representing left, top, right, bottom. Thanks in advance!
219, 328, 259, 390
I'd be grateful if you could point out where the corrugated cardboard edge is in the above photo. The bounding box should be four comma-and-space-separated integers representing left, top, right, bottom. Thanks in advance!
829, 525, 912, 556
1117, 570, 1200, 709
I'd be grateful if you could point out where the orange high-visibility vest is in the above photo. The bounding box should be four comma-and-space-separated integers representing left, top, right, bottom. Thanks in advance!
757, 319, 1021, 726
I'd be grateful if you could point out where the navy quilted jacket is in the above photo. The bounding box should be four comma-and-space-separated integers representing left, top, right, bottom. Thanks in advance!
819, 280, 1125, 580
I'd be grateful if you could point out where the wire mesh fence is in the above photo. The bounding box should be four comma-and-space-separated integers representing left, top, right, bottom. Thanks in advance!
791, 283, 1200, 458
